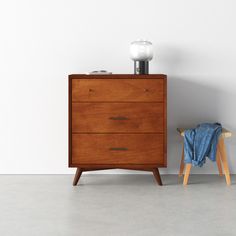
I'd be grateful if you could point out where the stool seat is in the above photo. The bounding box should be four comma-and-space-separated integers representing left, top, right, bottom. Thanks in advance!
177, 127, 232, 186
177, 127, 232, 138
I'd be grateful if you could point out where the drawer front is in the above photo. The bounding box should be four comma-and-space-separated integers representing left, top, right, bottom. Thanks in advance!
72, 103, 164, 133
71, 134, 164, 164
72, 79, 164, 102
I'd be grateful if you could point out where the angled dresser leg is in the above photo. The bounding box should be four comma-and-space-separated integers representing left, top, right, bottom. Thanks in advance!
216, 145, 223, 176
73, 168, 83, 186
218, 138, 231, 185
179, 144, 185, 177
152, 168, 163, 186
183, 164, 191, 186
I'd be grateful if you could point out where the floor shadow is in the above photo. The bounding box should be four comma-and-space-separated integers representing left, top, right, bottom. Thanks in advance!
79, 174, 156, 186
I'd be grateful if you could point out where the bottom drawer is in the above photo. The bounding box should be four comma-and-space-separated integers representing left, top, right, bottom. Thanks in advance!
71, 134, 164, 165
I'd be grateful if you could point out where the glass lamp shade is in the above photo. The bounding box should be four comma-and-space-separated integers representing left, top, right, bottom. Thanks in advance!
130, 40, 153, 61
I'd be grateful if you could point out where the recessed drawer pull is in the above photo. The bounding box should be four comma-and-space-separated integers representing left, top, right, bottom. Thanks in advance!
144, 88, 149, 92
109, 147, 128, 151
109, 116, 129, 120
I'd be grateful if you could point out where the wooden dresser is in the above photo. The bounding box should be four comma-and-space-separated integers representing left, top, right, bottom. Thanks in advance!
69, 74, 167, 185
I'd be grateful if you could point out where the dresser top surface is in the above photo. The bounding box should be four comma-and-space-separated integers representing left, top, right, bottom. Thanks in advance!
69, 74, 167, 79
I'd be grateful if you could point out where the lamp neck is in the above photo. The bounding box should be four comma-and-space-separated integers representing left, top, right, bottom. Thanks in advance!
134, 61, 149, 75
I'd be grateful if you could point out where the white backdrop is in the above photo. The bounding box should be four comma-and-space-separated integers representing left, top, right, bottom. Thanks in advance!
0, 0, 236, 174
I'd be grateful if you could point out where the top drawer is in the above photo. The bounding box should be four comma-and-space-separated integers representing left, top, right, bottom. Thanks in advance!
71, 79, 165, 102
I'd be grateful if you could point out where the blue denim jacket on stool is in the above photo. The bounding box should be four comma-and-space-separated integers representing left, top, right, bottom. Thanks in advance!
184, 123, 222, 167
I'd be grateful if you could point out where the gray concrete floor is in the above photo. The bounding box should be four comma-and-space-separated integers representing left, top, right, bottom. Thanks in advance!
0, 174, 236, 236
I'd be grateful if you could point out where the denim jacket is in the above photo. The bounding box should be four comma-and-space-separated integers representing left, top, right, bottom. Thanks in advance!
184, 123, 222, 167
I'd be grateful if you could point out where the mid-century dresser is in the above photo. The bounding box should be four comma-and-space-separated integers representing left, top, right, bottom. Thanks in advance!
69, 74, 167, 185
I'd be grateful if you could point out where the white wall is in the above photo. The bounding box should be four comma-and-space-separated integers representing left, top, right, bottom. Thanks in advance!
1, 0, 236, 174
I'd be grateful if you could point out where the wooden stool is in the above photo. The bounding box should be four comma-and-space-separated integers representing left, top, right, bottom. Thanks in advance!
177, 128, 232, 186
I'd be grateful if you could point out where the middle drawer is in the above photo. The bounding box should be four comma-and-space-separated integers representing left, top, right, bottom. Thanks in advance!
72, 103, 164, 133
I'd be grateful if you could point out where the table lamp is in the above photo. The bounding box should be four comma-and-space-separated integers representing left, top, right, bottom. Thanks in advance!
130, 40, 153, 74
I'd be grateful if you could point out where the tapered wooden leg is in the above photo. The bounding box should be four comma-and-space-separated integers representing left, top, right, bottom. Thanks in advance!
218, 138, 231, 185
152, 168, 163, 186
216, 145, 223, 176
179, 144, 185, 177
183, 164, 191, 186
73, 168, 83, 186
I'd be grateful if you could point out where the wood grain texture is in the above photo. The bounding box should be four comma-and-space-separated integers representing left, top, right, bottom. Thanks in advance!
69, 74, 167, 79
68, 77, 72, 167
218, 138, 231, 185
72, 102, 164, 133
72, 79, 164, 102
69, 74, 167, 185
69, 164, 166, 168
183, 164, 192, 185
216, 146, 223, 176
163, 78, 167, 167
179, 144, 185, 177
72, 134, 164, 165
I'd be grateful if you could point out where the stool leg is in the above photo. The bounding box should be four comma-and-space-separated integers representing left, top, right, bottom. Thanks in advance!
218, 138, 231, 185
183, 164, 191, 186
179, 144, 185, 177
216, 145, 223, 176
